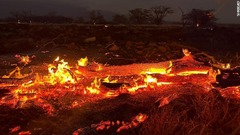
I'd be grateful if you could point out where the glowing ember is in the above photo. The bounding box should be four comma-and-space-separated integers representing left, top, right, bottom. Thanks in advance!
127, 84, 147, 92
157, 82, 173, 86
117, 113, 148, 132
78, 57, 88, 67
2, 66, 24, 78
142, 61, 172, 75
15, 54, 31, 65
18, 131, 31, 135
96, 63, 103, 71
176, 70, 209, 76
0, 48, 220, 131
144, 75, 157, 84
9, 126, 21, 133
144, 68, 168, 74
19, 56, 31, 65
182, 48, 191, 57
222, 63, 231, 69
89, 113, 148, 133
102, 75, 118, 83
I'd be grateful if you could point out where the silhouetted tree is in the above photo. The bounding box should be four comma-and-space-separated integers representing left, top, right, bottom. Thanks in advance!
178, 7, 185, 27
150, 6, 173, 25
112, 14, 128, 24
88, 10, 105, 24
10, 10, 32, 22
183, 9, 217, 27
7, 10, 73, 23
129, 8, 150, 24
10, 11, 21, 21
75, 17, 85, 23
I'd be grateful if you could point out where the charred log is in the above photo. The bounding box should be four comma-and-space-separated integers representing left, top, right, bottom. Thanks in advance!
216, 66, 240, 87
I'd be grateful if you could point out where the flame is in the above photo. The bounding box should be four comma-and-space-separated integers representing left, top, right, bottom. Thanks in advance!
127, 84, 147, 93
102, 75, 117, 83
9, 126, 21, 133
157, 82, 173, 86
176, 70, 209, 76
78, 57, 88, 67
182, 48, 191, 56
144, 75, 157, 84
19, 55, 31, 65
15, 54, 31, 65
90, 113, 148, 133
135, 113, 148, 123
117, 113, 148, 132
47, 57, 76, 84
2, 66, 23, 78
222, 63, 230, 69
86, 78, 101, 94
142, 61, 172, 75
106, 91, 119, 97
144, 68, 167, 74
96, 63, 103, 71
0, 48, 219, 119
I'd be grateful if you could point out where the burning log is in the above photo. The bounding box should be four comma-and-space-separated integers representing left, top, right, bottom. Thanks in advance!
0, 88, 10, 98
101, 82, 129, 90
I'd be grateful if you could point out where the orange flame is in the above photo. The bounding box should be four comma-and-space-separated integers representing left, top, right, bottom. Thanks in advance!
78, 57, 88, 67
176, 70, 209, 76
47, 57, 76, 84
102, 75, 117, 83
86, 78, 101, 94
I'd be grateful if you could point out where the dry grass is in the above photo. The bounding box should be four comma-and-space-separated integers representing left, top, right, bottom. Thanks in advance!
138, 89, 240, 135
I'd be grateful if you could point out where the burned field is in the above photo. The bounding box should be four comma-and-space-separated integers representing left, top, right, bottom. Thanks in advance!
1, 24, 240, 135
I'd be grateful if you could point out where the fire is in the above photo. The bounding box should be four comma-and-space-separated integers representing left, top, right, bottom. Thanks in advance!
182, 48, 191, 56
78, 57, 88, 67
15, 54, 31, 65
142, 61, 172, 75
2, 66, 24, 78
19, 55, 31, 65
102, 75, 117, 83
89, 113, 148, 133
144, 75, 157, 84
134, 113, 148, 123
1, 54, 34, 78
0, 48, 219, 128
96, 63, 103, 71
19, 131, 31, 135
9, 126, 20, 133
222, 63, 230, 69
116, 113, 148, 132
157, 82, 173, 86
144, 68, 168, 74
127, 84, 147, 93
176, 70, 209, 76
47, 57, 76, 84
86, 78, 101, 94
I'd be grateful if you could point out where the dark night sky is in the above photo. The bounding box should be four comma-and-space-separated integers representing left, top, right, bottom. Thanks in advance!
0, 0, 239, 24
